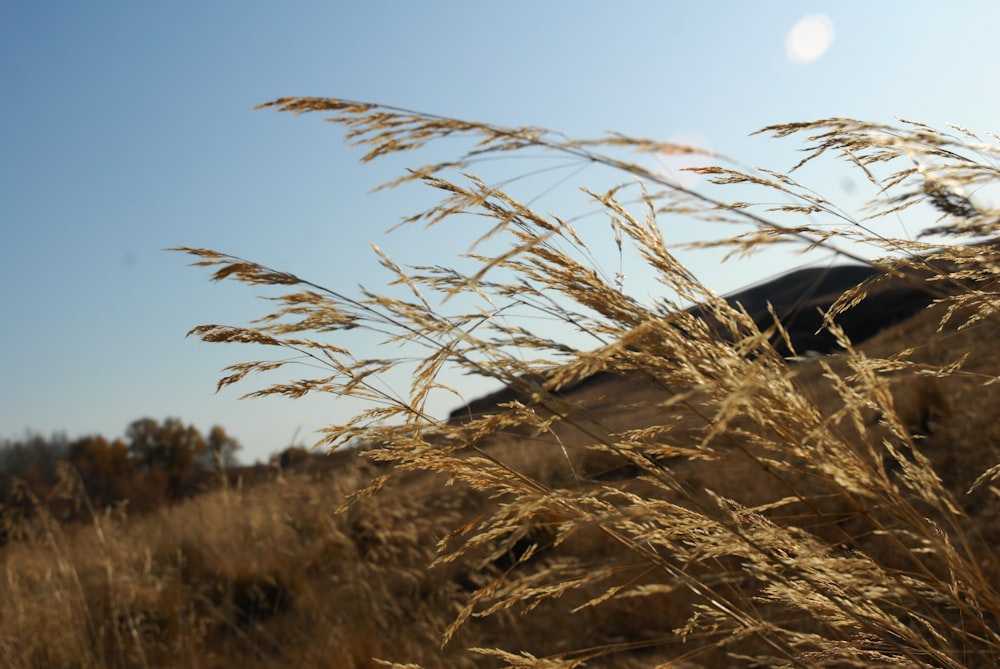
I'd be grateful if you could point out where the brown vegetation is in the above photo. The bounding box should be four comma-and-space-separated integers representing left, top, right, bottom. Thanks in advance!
4, 104, 1000, 667
0, 419, 245, 540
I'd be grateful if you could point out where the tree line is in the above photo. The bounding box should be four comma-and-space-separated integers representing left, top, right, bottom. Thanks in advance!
0, 417, 242, 536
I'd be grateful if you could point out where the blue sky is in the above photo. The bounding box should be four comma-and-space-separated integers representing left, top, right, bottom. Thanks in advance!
3, 2, 999, 463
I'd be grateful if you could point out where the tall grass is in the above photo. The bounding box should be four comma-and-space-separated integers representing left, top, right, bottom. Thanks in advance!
8, 101, 997, 667
170, 100, 1000, 666
0, 455, 451, 668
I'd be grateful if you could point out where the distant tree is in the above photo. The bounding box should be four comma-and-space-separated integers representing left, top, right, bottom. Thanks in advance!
0, 433, 76, 540
126, 417, 206, 500
68, 434, 133, 508
202, 425, 241, 468
0, 419, 245, 537
0, 432, 70, 505
271, 445, 311, 469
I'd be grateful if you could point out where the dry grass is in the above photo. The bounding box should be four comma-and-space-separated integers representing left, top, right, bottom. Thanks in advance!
0, 456, 488, 668
4, 101, 1000, 667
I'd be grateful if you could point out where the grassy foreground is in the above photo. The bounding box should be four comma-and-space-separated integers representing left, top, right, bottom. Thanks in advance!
3, 103, 1000, 667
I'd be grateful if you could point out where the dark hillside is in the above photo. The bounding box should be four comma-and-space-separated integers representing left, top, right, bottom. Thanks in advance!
450, 257, 957, 422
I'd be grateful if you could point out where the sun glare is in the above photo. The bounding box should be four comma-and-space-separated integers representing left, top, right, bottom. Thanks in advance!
785, 14, 835, 64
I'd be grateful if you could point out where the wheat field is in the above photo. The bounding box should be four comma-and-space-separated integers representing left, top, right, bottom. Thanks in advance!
3, 100, 999, 667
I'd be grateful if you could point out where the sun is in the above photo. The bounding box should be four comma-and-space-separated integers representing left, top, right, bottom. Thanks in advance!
786, 14, 835, 64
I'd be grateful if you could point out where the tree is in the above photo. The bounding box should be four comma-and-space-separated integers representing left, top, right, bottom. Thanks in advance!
203, 425, 241, 468
271, 445, 310, 469
126, 417, 206, 500
0, 432, 70, 508
68, 434, 133, 508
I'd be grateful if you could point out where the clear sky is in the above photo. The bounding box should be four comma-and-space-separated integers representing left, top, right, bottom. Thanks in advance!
3, 2, 999, 464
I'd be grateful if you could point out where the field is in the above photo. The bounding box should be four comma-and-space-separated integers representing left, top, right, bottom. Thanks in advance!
2, 102, 999, 667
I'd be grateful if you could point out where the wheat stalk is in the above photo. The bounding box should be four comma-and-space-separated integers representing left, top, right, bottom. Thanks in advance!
170, 100, 1000, 667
